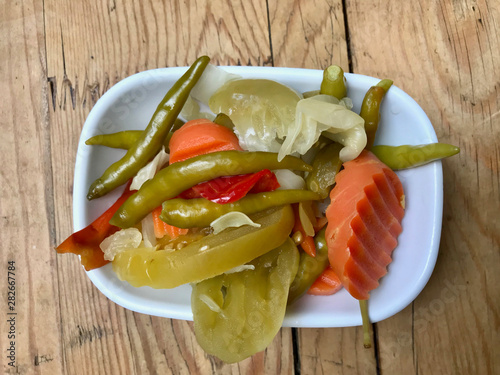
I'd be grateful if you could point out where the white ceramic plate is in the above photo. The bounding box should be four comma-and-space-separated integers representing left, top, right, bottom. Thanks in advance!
73, 66, 442, 327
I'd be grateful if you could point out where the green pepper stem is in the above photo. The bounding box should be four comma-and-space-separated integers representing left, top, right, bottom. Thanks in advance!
359, 299, 372, 348
320, 65, 347, 100
376, 79, 393, 93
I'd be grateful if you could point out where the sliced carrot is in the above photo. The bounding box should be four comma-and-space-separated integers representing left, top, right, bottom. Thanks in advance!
292, 204, 317, 257
152, 206, 188, 239
169, 119, 243, 164
325, 150, 405, 300
307, 266, 343, 296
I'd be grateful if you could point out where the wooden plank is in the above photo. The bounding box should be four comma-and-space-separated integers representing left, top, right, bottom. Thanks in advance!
268, 1, 377, 373
346, 0, 500, 373
269, 0, 349, 69
0, 0, 64, 373
45, 0, 294, 373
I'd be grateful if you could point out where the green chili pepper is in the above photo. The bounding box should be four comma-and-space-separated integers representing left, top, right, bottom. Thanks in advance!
86, 130, 143, 149
87, 56, 210, 200
360, 79, 393, 149
85, 119, 185, 152
371, 143, 460, 170
113, 206, 295, 289
161, 190, 321, 228
320, 65, 347, 100
287, 226, 330, 305
305, 142, 342, 199
162, 118, 186, 153
110, 151, 313, 228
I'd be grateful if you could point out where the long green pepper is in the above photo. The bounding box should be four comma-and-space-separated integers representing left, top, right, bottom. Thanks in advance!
161, 190, 321, 228
87, 56, 210, 200
287, 226, 330, 305
371, 143, 460, 170
110, 151, 313, 228
86, 130, 143, 149
85, 119, 185, 151
305, 142, 343, 199
360, 79, 393, 149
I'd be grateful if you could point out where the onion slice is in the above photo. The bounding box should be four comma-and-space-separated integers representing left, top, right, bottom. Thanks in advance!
210, 212, 261, 234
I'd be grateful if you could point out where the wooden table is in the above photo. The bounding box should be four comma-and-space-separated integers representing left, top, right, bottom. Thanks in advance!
2, 1, 498, 374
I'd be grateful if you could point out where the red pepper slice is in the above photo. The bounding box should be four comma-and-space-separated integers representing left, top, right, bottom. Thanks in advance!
179, 169, 280, 204
56, 187, 135, 270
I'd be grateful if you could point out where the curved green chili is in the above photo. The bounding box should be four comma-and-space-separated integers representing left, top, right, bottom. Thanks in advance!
360, 79, 393, 149
160, 190, 321, 228
288, 226, 330, 305
87, 56, 210, 200
320, 65, 347, 100
110, 151, 313, 228
86, 130, 143, 149
305, 142, 343, 199
85, 119, 185, 152
371, 143, 460, 170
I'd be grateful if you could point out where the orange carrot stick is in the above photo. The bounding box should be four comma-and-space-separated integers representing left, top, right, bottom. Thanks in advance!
152, 206, 188, 239
307, 266, 343, 296
300, 236, 317, 258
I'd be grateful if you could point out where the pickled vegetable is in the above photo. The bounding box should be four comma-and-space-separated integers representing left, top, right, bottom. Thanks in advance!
161, 190, 321, 228
288, 227, 330, 305
320, 65, 347, 100
281, 94, 366, 161
305, 142, 343, 199
112, 206, 294, 289
191, 238, 300, 363
209, 79, 301, 152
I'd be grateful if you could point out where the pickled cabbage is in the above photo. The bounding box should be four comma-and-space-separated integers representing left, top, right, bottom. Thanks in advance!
210, 212, 261, 234
209, 79, 302, 152
279, 94, 366, 162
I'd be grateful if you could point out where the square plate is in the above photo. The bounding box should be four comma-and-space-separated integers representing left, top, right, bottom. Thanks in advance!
73, 66, 442, 327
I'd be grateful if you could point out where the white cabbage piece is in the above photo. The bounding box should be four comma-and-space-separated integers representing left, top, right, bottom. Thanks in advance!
190, 64, 241, 105
141, 213, 157, 248
273, 169, 306, 190
181, 64, 240, 122
340, 96, 354, 110
210, 212, 261, 234
180, 95, 215, 122
130, 147, 169, 190
208, 79, 302, 153
100, 228, 142, 261
278, 95, 366, 162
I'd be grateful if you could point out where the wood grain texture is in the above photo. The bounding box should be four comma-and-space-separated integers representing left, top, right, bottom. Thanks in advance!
346, 0, 500, 374
0, 0, 63, 374
2, 0, 499, 373
268, 0, 349, 69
